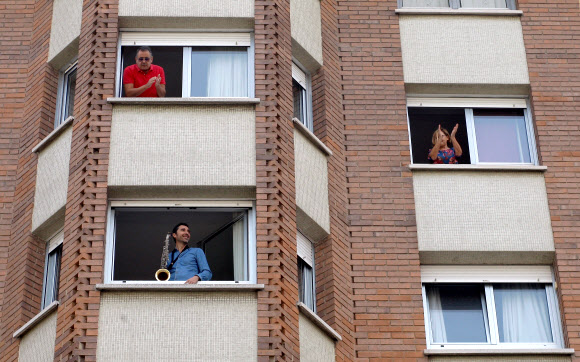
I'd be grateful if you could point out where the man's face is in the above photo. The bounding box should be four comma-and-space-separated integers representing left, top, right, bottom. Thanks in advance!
173, 225, 190, 244
135, 50, 153, 71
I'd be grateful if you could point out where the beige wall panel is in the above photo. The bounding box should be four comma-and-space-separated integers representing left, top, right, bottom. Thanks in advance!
294, 130, 330, 239
48, 0, 82, 68
413, 171, 554, 263
430, 356, 571, 362
108, 105, 256, 187
299, 313, 335, 362
399, 15, 529, 85
291, 0, 323, 71
97, 291, 257, 361
18, 312, 58, 362
32, 127, 72, 235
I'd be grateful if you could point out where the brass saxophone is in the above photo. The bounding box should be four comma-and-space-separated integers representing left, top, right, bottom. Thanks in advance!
155, 232, 171, 281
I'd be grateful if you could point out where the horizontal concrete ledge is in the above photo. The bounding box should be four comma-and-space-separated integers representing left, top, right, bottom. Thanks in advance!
293, 118, 333, 156
409, 164, 547, 172
96, 283, 264, 292
32, 117, 74, 154
13, 301, 59, 338
424, 348, 575, 355
396, 8, 523, 16
107, 97, 261, 105
297, 302, 342, 341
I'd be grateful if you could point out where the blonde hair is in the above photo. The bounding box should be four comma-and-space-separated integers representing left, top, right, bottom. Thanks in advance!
432, 127, 451, 147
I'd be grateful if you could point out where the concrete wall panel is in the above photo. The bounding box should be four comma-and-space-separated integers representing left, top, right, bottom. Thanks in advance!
48, 0, 82, 68
18, 312, 58, 362
291, 0, 323, 71
299, 313, 335, 362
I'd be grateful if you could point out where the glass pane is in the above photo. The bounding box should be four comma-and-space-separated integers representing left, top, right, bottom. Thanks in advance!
494, 284, 553, 343
64, 68, 77, 120
190, 47, 248, 97
42, 246, 61, 309
461, 0, 507, 8
473, 109, 531, 163
402, 0, 449, 7
427, 284, 488, 343
298, 258, 315, 310
293, 79, 305, 123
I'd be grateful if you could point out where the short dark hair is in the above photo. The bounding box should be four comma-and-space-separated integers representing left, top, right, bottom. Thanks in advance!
135, 46, 153, 58
172, 222, 189, 236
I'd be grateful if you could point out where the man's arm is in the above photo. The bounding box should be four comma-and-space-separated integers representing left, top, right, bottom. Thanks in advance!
124, 77, 157, 97
184, 249, 212, 284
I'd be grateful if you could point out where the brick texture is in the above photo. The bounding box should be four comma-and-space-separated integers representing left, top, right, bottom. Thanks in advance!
519, 0, 580, 358
0, 0, 58, 360
53, 1, 118, 360
337, 0, 426, 359
254, 0, 302, 359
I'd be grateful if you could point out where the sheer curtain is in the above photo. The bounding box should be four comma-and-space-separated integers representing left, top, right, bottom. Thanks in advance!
232, 213, 245, 281
495, 284, 553, 343
207, 49, 247, 97
461, 0, 507, 8
301, 262, 315, 310
402, 0, 449, 7
474, 112, 531, 163
427, 287, 448, 343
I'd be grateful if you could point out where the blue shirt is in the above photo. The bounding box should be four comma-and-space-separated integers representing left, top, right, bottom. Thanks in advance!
166, 247, 212, 282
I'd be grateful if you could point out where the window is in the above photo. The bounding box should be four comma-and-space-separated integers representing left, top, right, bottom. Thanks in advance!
292, 62, 313, 131
297, 232, 315, 311
41, 231, 63, 309
55, 62, 77, 127
398, 0, 516, 9
117, 33, 254, 98
407, 98, 538, 165
105, 201, 256, 283
422, 266, 564, 349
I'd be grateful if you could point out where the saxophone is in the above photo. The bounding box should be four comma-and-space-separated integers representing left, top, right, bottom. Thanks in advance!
155, 232, 171, 281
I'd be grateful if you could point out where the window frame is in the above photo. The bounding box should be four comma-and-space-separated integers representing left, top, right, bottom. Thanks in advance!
297, 232, 316, 312
292, 61, 313, 131
41, 230, 64, 309
104, 200, 257, 284
115, 32, 255, 98
55, 61, 77, 128
421, 266, 564, 350
406, 97, 539, 165
397, 0, 517, 10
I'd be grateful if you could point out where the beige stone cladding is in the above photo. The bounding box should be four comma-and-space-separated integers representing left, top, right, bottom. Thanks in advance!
31, 126, 72, 239
290, 0, 323, 71
294, 128, 330, 241
413, 170, 554, 264
108, 105, 256, 187
48, 0, 82, 68
299, 313, 335, 362
399, 15, 529, 85
96, 291, 257, 361
18, 312, 57, 362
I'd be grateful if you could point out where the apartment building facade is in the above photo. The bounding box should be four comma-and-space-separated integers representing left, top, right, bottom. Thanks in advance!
0, 0, 579, 360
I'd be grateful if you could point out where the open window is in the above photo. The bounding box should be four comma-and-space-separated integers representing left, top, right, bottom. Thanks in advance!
117, 32, 254, 98
292, 62, 313, 131
421, 266, 564, 350
407, 98, 538, 165
105, 201, 256, 284
55, 62, 77, 127
297, 232, 316, 311
398, 0, 516, 9
41, 230, 63, 309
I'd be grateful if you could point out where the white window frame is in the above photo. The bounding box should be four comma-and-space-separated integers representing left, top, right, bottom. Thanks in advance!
41, 229, 64, 309
397, 0, 517, 9
55, 61, 77, 127
421, 265, 564, 350
116, 32, 255, 98
297, 232, 316, 312
292, 61, 313, 131
406, 97, 539, 165
104, 200, 257, 284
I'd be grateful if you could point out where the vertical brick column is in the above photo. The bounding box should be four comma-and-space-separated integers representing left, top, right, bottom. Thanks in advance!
519, 0, 580, 356
0, 0, 58, 360
254, 0, 301, 359
53, 0, 118, 360
311, 0, 356, 359
338, 0, 426, 359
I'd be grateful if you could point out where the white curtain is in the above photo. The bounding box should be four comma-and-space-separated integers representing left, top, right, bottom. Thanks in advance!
495, 284, 553, 343
232, 213, 245, 281
427, 287, 448, 343
461, 0, 507, 8
302, 263, 315, 310
402, 0, 449, 7
207, 50, 247, 97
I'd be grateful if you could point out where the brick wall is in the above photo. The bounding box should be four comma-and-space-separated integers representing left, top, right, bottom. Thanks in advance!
0, 0, 58, 360
53, 0, 118, 360
311, 0, 356, 359
337, 0, 426, 359
519, 0, 580, 357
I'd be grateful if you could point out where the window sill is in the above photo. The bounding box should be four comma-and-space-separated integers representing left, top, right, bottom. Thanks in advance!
32, 116, 74, 154
297, 302, 342, 341
13, 301, 59, 338
95, 283, 264, 292
107, 97, 261, 105
293, 118, 333, 157
409, 164, 547, 172
424, 348, 574, 356
395, 8, 523, 16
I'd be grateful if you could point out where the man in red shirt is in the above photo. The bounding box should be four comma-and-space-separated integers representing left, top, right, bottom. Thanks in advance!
123, 46, 166, 97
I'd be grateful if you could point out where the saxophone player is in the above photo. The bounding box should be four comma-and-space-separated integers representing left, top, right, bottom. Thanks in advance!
167, 223, 212, 284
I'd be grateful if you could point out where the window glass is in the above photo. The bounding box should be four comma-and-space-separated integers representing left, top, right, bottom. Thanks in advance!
55, 65, 77, 127
402, 0, 449, 7
461, 0, 507, 8
293, 79, 306, 124
298, 257, 315, 311
42, 245, 62, 309
190, 47, 248, 97
473, 109, 530, 163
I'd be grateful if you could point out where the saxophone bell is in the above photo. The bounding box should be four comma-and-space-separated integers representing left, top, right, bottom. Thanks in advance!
155, 232, 172, 282
155, 268, 170, 281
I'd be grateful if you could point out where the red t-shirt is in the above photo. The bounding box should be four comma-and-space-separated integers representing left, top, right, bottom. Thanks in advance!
123, 64, 166, 97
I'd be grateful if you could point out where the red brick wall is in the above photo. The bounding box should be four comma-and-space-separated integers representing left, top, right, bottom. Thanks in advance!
337, 0, 426, 359
0, 0, 58, 360
53, 0, 118, 360
519, 0, 580, 357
